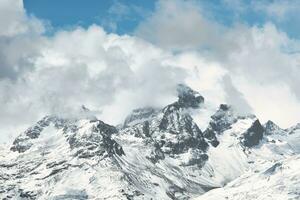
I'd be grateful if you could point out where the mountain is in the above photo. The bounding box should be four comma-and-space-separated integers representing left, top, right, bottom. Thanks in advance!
0, 84, 300, 200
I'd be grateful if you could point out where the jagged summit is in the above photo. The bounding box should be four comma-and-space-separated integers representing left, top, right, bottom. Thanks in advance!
264, 120, 286, 135
241, 119, 264, 147
122, 84, 203, 128
120, 85, 209, 166
10, 116, 72, 153
1, 83, 300, 199
287, 123, 300, 134
176, 84, 204, 108
10, 115, 124, 158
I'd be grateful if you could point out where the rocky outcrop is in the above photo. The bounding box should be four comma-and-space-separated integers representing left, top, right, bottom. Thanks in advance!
242, 120, 264, 147
208, 104, 238, 133
121, 84, 208, 165
264, 120, 286, 135
176, 84, 204, 108
68, 120, 124, 158
3, 83, 298, 200
10, 116, 72, 153
10, 116, 124, 159
202, 104, 238, 147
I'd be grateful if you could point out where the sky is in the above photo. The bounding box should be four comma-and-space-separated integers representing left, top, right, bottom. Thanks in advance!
23, 0, 300, 39
23, 0, 156, 34
0, 0, 300, 143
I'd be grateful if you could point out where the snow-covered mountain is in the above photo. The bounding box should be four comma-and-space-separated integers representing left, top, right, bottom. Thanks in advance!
1, 84, 300, 200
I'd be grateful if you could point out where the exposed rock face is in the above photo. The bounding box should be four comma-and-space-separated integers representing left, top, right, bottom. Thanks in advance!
242, 119, 264, 147
10, 116, 124, 159
264, 120, 286, 135
209, 104, 237, 133
10, 116, 71, 153
202, 104, 238, 147
121, 84, 208, 165
68, 120, 124, 158
158, 103, 208, 153
2, 83, 300, 200
176, 84, 204, 108
2, 117, 128, 200
287, 123, 300, 134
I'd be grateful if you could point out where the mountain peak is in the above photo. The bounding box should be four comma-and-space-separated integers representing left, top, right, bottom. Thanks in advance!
264, 120, 285, 135
241, 119, 264, 147
176, 84, 204, 108
2, 84, 300, 200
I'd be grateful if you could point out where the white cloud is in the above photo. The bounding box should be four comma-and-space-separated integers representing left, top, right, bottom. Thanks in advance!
135, 0, 223, 51
0, 0, 45, 80
0, 0, 44, 37
100, 0, 150, 33
1, 0, 300, 143
0, 19, 186, 143
237, 80, 300, 127
135, 0, 300, 128
253, 0, 300, 21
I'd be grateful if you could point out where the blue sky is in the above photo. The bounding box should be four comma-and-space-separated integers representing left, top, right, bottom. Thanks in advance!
24, 0, 156, 34
23, 0, 300, 39
1, 0, 300, 142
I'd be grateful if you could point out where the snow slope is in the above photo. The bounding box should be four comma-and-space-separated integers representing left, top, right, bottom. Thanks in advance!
0, 84, 299, 200
195, 155, 300, 200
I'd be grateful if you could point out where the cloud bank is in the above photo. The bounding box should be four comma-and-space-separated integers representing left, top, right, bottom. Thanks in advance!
0, 0, 300, 143
136, 0, 300, 128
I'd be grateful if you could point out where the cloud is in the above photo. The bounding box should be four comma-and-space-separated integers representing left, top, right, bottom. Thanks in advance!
0, 0, 45, 80
135, 0, 300, 127
222, 75, 253, 115
0, 18, 186, 143
1, 0, 300, 143
237, 80, 300, 127
101, 0, 150, 33
253, 0, 300, 21
0, 0, 43, 37
135, 0, 223, 51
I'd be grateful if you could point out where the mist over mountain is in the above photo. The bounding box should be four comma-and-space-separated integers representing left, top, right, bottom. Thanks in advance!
1, 84, 300, 199
1, 0, 300, 199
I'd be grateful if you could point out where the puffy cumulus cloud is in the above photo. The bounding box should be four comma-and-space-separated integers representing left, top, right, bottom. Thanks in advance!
225, 25, 300, 127
252, 0, 300, 21
223, 23, 300, 127
237, 80, 300, 127
0, 18, 186, 142
0, 0, 44, 37
162, 51, 227, 106
0, 0, 45, 80
101, 0, 150, 33
1, 0, 300, 143
135, 0, 300, 127
135, 0, 223, 51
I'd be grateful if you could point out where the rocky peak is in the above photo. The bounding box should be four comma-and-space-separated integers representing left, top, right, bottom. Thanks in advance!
264, 120, 285, 135
120, 86, 209, 165
176, 84, 204, 108
209, 104, 237, 133
203, 104, 237, 147
68, 119, 124, 158
203, 104, 257, 147
286, 123, 300, 134
242, 119, 264, 147
10, 116, 73, 153
10, 115, 124, 158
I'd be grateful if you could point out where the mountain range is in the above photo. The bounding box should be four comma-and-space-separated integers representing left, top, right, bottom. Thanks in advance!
1, 84, 300, 200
